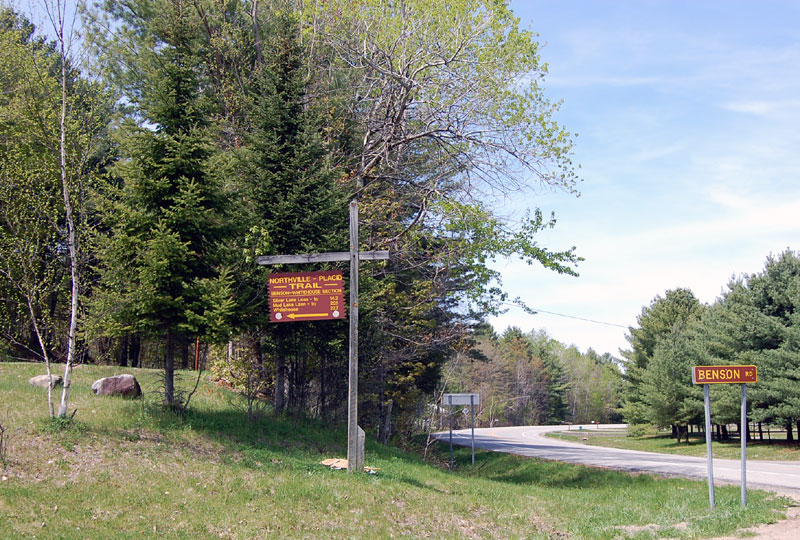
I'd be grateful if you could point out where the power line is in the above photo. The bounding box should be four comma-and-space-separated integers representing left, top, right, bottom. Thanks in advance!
501, 303, 629, 328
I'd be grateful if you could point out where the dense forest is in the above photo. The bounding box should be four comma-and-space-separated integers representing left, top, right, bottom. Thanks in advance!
621, 250, 800, 443
0, 0, 586, 438
443, 325, 622, 430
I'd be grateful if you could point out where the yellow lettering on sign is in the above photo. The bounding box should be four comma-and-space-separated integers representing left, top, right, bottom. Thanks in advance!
270, 276, 312, 284
289, 282, 322, 290
694, 365, 758, 384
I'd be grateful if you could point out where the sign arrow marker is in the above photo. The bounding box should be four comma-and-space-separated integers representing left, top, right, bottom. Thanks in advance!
287, 313, 330, 320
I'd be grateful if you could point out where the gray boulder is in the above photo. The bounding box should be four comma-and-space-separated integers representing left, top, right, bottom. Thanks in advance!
91, 374, 142, 398
29, 374, 62, 388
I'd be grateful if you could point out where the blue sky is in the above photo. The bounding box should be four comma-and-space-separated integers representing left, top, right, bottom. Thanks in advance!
490, 1, 800, 357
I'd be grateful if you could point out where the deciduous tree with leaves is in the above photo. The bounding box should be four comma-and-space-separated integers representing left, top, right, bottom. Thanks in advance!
0, 5, 110, 416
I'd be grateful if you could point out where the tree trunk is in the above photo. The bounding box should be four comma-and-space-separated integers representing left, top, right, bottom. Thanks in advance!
130, 333, 141, 368
119, 334, 129, 367
164, 330, 175, 406
287, 354, 295, 414
298, 351, 308, 415
26, 297, 54, 417
786, 422, 794, 442
275, 354, 285, 414
758, 421, 763, 441
319, 354, 327, 420
381, 399, 393, 445
181, 334, 189, 370
56, 5, 78, 419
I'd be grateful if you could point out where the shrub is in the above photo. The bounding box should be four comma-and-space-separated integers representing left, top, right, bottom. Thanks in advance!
627, 423, 658, 438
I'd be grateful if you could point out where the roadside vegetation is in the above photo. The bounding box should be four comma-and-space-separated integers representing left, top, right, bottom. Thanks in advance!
442, 325, 623, 429
0, 0, 582, 435
0, 362, 793, 539
549, 427, 800, 462
621, 252, 800, 444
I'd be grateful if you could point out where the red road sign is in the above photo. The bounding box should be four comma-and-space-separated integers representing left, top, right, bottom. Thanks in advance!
693, 365, 757, 385
269, 271, 345, 323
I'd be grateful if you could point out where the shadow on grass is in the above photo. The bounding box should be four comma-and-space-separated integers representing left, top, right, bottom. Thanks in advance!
437, 442, 661, 492
62, 369, 429, 476
176, 405, 346, 456
394, 475, 449, 493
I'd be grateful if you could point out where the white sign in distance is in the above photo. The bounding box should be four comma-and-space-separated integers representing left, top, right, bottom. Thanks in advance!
443, 393, 480, 406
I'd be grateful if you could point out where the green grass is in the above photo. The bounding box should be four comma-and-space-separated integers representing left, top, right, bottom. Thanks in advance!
549, 427, 800, 461
0, 361, 795, 539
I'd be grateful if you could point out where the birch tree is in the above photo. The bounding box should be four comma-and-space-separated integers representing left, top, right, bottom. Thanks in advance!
0, 8, 68, 416
43, 0, 80, 417
0, 4, 110, 416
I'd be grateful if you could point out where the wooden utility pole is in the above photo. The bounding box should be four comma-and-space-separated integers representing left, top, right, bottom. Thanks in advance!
257, 200, 389, 472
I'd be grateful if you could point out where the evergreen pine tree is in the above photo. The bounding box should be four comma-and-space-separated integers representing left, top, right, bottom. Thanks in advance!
94, 0, 232, 407
232, 12, 348, 413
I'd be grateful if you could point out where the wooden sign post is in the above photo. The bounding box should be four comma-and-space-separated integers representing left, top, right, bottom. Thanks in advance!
692, 365, 758, 508
258, 200, 389, 472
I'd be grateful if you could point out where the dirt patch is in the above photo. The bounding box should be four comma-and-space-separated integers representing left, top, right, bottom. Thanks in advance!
710, 502, 800, 540
614, 521, 688, 536
610, 497, 800, 540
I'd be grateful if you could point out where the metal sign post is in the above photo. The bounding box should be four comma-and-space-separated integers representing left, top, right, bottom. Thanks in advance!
442, 393, 480, 469
741, 384, 748, 506
258, 200, 390, 473
692, 365, 757, 508
448, 395, 454, 470
703, 383, 715, 508
470, 394, 475, 465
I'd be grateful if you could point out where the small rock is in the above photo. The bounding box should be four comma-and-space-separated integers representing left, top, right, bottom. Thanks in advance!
29, 374, 62, 389
91, 374, 142, 398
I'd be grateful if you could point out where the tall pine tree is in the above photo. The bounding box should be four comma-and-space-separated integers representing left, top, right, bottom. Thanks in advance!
232, 11, 348, 414
93, 0, 232, 406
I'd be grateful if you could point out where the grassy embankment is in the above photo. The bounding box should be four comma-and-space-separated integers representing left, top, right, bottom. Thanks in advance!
0, 361, 794, 539
549, 426, 800, 461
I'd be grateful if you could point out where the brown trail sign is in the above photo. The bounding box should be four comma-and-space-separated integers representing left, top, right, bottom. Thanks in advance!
257, 200, 389, 473
268, 271, 345, 322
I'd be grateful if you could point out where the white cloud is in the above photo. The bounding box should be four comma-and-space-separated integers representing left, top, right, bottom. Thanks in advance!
722, 99, 800, 118
495, 1, 800, 357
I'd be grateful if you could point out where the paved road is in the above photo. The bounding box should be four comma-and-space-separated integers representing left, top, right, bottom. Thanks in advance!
434, 424, 800, 496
